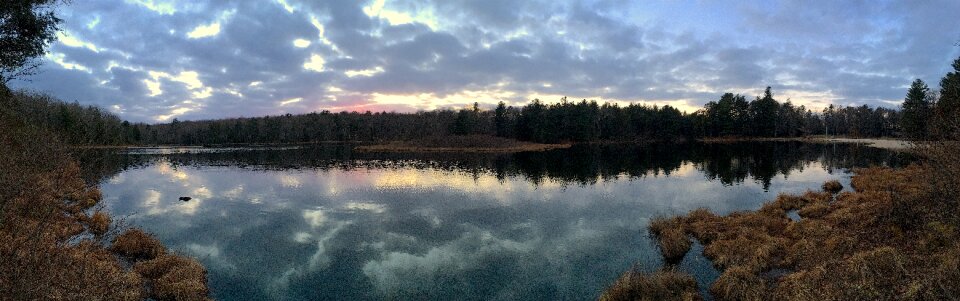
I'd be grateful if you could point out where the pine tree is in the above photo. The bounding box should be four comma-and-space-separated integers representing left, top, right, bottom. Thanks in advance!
901, 79, 931, 139
934, 57, 960, 139
494, 101, 508, 137
749, 87, 779, 137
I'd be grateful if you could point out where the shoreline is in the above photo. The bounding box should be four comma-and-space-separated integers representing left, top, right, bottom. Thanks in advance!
699, 136, 912, 151
70, 136, 913, 152
353, 142, 572, 153
69, 141, 361, 149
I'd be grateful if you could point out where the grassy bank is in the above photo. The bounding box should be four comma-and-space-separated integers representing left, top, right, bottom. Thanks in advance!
0, 87, 210, 300
354, 135, 572, 153
602, 139, 960, 300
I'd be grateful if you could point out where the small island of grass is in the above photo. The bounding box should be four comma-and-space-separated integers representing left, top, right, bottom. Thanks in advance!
353, 135, 572, 153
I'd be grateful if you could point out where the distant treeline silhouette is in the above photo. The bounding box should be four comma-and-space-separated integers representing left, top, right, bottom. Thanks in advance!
77, 142, 910, 191
8, 56, 960, 145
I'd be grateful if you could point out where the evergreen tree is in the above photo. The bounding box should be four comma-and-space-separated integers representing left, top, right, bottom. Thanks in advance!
494, 101, 508, 137
749, 87, 780, 136
901, 79, 932, 139
731, 94, 750, 135
934, 57, 960, 138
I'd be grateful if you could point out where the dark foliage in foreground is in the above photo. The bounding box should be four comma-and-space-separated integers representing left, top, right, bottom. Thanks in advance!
0, 86, 211, 300
0, 0, 63, 82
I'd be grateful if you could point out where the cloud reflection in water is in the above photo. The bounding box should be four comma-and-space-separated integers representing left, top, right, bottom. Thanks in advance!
97, 143, 908, 300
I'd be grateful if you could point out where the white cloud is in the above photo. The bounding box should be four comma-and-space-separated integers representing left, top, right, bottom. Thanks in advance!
292, 38, 311, 48
187, 22, 221, 39
344, 67, 384, 78
303, 54, 325, 72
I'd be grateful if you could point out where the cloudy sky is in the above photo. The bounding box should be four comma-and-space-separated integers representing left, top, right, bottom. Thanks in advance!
9, 0, 960, 123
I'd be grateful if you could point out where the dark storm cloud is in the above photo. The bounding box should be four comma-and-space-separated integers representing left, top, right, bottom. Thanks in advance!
8, 0, 960, 122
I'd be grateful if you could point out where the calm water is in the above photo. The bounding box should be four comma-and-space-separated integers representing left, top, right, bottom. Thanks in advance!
88, 142, 908, 300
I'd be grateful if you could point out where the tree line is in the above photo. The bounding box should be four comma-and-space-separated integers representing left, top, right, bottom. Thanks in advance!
692, 88, 900, 138
900, 57, 960, 140
9, 56, 960, 146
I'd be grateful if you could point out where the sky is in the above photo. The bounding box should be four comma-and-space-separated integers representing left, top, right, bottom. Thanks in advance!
9, 0, 960, 123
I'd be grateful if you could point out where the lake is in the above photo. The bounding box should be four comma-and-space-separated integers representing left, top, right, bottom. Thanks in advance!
86, 142, 910, 300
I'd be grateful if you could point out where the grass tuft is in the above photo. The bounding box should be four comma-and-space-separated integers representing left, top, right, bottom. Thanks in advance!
135, 254, 211, 301
649, 217, 692, 264
87, 211, 111, 237
599, 267, 701, 301
821, 180, 843, 194
710, 266, 767, 301
111, 229, 166, 261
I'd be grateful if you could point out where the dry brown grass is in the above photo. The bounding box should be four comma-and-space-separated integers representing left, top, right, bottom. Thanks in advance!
772, 247, 912, 300
821, 180, 843, 194
0, 89, 209, 300
710, 266, 767, 301
86, 211, 111, 237
111, 228, 167, 261
135, 254, 211, 301
796, 201, 830, 219
648, 217, 692, 263
605, 156, 960, 300
598, 267, 701, 301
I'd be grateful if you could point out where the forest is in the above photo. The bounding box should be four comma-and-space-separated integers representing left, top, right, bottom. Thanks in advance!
8, 75, 955, 146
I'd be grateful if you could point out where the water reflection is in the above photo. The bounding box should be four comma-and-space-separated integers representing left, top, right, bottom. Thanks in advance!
82, 142, 908, 189
92, 142, 909, 300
